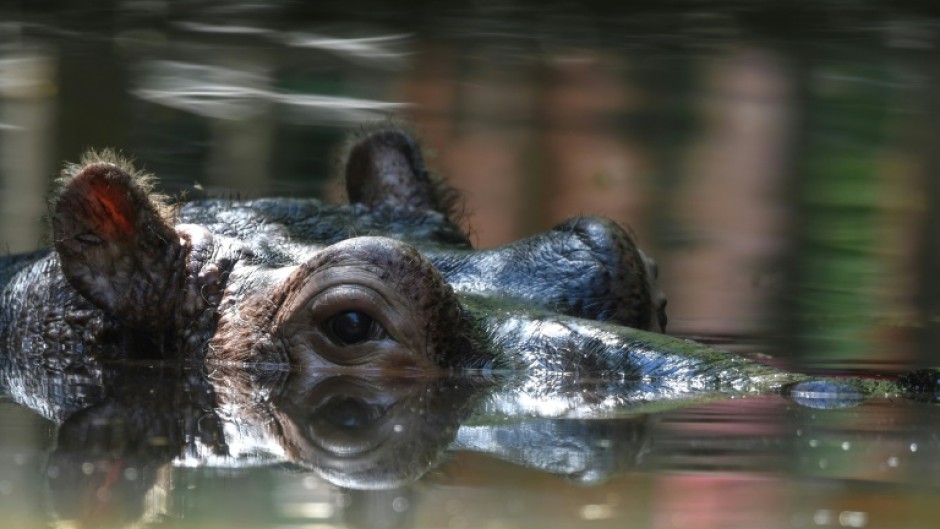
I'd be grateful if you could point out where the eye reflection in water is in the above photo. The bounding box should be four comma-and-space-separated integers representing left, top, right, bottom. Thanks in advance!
318, 394, 385, 433
267, 372, 480, 490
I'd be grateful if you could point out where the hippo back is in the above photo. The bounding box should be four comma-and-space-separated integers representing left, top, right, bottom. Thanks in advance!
177, 198, 471, 266
0, 249, 51, 289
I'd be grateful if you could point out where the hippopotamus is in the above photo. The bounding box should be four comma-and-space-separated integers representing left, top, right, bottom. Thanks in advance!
5, 127, 940, 528
0, 128, 937, 400
1, 129, 667, 370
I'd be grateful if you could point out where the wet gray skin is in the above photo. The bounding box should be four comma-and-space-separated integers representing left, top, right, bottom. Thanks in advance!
4, 129, 940, 528
0, 128, 933, 402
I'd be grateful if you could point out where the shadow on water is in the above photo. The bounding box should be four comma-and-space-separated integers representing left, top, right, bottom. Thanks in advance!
3, 1, 940, 528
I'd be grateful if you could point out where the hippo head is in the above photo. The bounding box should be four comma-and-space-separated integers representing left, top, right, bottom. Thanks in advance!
47, 130, 666, 372
51, 159, 472, 372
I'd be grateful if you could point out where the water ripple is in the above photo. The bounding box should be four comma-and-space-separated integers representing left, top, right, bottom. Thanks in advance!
133, 60, 407, 123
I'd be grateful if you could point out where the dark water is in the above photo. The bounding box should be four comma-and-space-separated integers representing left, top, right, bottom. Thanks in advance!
3, 2, 940, 528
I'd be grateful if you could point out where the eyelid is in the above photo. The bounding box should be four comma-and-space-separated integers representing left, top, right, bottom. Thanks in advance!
280, 284, 398, 356
303, 286, 391, 327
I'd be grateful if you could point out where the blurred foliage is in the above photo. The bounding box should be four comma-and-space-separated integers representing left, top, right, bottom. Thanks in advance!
795, 57, 899, 363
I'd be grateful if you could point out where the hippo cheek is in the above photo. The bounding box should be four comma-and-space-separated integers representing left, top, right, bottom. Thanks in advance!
271, 237, 461, 372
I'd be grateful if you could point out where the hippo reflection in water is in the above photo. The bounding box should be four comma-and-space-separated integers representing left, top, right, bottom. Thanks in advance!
0, 128, 938, 398
23, 364, 679, 526
16, 349, 940, 528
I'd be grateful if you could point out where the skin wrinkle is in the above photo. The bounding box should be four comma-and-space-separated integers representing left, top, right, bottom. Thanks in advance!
2, 254, 117, 364
174, 227, 243, 357
209, 263, 295, 365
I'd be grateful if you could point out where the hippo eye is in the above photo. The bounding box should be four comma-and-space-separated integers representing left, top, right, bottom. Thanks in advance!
328, 310, 376, 346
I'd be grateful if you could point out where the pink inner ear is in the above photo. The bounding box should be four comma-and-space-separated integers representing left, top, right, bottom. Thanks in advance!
95, 185, 134, 237
81, 177, 135, 240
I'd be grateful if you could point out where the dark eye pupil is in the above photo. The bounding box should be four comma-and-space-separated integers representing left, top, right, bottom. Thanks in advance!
330, 311, 373, 345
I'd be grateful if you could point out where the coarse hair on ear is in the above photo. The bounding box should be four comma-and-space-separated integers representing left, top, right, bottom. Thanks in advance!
337, 121, 464, 224
49, 149, 174, 223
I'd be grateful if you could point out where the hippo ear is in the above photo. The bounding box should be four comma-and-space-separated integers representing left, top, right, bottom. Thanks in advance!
52, 157, 183, 327
344, 129, 460, 221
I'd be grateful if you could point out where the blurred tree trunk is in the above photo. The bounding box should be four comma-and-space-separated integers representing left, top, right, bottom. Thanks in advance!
782, 48, 899, 367
915, 50, 940, 365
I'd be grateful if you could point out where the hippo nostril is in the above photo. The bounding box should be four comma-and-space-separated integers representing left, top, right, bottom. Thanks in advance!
328, 311, 376, 346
